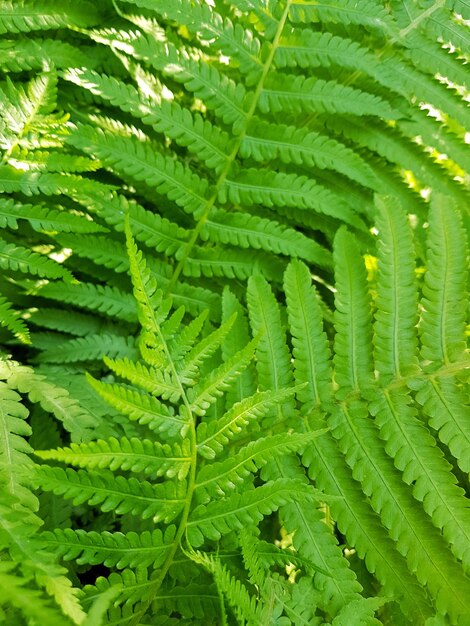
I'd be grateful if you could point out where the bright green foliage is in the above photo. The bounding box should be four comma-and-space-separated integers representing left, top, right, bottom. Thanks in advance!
0, 0, 468, 351
0, 1, 469, 625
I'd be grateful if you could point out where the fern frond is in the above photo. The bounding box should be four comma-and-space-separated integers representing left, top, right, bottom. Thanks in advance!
196, 387, 297, 460
35, 436, 191, 480
28, 308, 109, 337
0, 380, 36, 510
177, 314, 236, 385
126, 35, 248, 129
0, 38, 94, 72
195, 431, 323, 501
198, 555, 260, 625
240, 530, 330, 582
158, 583, 220, 621
0, 0, 101, 34
374, 197, 419, 381
35, 466, 186, 522
0, 238, 74, 282
241, 119, 378, 189
415, 377, 470, 473
302, 431, 433, 623
188, 337, 257, 416
187, 478, 322, 547
0, 360, 96, 442
221, 287, 257, 406
201, 208, 329, 265
82, 566, 155, 609
103, 357, 181, 403
184, 245, 286, 281
85, 377, 185, 439
0, 294, 30, 343
0, 561, 75, 626
284, 259, 332, 410
421, 194, 468, 367
105, 194, 188, 257
63, 68, 231, 174
333, 228, 374, 392
259, 74, 398, 118
370, 388, 470, 570
37, 282, 137, 323
67, 124, 209, 217
122, 0, 263, 80
247, 273, 295, 425
0, 198, 105, 233
41, 527, 176, 570
221, 168, 360, 230
288, 0, 394, 31
328, 399, 470, 621
39, 334, 138, 364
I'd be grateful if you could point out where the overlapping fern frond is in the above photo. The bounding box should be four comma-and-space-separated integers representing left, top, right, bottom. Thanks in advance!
0, 0, 468, 357
0, 2, 469, 625
32, 229, 326, 625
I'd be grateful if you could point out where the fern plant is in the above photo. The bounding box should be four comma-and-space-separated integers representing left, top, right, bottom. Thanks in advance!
18, 195, 468, 625
0, 0, 468, 357
0, 1, 469, 625
26, 224, 329, 625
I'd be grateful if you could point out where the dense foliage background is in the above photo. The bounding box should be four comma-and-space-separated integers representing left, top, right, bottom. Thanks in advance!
0, 1, 469, 625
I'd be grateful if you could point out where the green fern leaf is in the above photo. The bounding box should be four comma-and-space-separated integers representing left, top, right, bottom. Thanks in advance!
220, 168, 360, 230
103, 357, 181, 403
259, 74, 398, 118
127, 36, 247, 128
63, 68, 231, 173
0, 360, 96, 442
374, 197, 419, 381
369, 388, 470, 570
0, 294, 30, 343
421, 194, 468, 366
221, 287, 257, 406
284, 259, 332, 409
0, 0, 101, 34
288, 0, 394, 31
195, 431, 324, 501
35, 436, 191, 480
328, 399, 470, 621
0, 238, 74, 282
247, 273, 295, 425
84, 191, 189, 257
414, 378, 470, 473
86, 377, 185, 439
302, 429, 433, 623
187, 478, 322, 547
333, 228, 374, 392
37, 282, 137, 323
35, 466, 186, 522
67, 124, 209, 217
159, 582, 220, 620
0, 198, 105, 233
241, 119, 378, 189
0, 561, 76, 626
0, 380, 36, 510
202, 207, 329, 265
41, 526, 176, 569
187, 337, 257, 416
0, 37, 94, 72
196, 387, 298, 460
39, 334, 138, 364
124, 0, 263, 79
